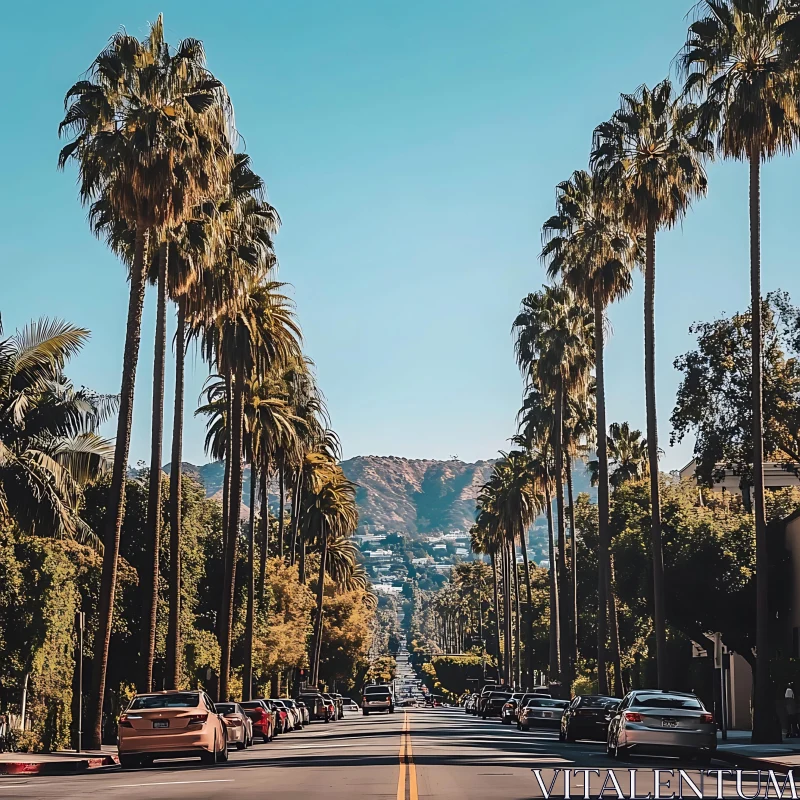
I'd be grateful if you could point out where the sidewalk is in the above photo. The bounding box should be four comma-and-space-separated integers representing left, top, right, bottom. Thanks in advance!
0, 745, 118, 776
715, 730, 800, 771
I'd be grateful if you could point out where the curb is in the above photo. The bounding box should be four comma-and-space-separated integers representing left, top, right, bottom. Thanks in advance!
715, 749, 796, 773
0, 755, 119, 776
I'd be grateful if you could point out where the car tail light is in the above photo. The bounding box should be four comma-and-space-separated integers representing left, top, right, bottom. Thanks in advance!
187, 714, 208, 726
119, 715, 133, 728
503, 703, 513, 709
624, 711, 642, 722
700, 713, 714, 724
225, 717, 243, 727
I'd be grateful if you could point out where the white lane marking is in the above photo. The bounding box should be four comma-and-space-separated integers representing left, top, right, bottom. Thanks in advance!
0, 785, 30, 790
111, 779, 234, 788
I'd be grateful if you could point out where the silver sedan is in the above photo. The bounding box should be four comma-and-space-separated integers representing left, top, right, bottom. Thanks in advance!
606, 690, 717, 764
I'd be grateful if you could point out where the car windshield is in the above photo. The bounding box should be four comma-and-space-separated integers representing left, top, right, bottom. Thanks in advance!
579, 697, 619, 709
215, 703, 236, 714
631, 694, 702, 710
129, 693, 199, 710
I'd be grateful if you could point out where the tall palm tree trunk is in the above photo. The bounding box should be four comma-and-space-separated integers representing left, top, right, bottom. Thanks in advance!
593, 292, 610, 696
491, 552, 503, 681
89, 223, 149, 749
299, 539, 307, 585
310, 521, 328, 685
607, 554, 624, 697
220, 362, 245, 701
217, 368, 233, 645
244, 464, 257, 701
512, 547, 521, 687
749, 149, 774, 743
553, 381, 570, 688
141, 241, 168, 692
644, 214, 667, 689
504, 542, 513, 686
278, 453, 285, 559
545, 466, 560, 685
566, 455, 578, 685
289, 471, 303, 566
519, 528, 534, 688
258, 456, 270, 602
165, 298, 186, 691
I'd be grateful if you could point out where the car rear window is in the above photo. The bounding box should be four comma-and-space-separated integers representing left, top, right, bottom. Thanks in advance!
240, 701, 264, 709
215, 703, 236, 714
631, 694, 702, 709
578, 697, 619, 709
130, 693, 199, 710
526, 698, 568, 708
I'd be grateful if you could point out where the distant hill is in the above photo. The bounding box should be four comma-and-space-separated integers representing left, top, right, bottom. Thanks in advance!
164, 455, 596, 536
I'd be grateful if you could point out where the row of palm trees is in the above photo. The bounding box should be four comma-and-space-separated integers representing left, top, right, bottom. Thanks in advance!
473, 0, 798, 741
58, 17, 364, 748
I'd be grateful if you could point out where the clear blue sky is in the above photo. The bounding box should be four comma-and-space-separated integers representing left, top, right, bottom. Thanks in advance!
3, 0, 800, 471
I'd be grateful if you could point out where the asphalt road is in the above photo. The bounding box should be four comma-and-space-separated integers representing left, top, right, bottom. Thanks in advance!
0, 708, 763, 800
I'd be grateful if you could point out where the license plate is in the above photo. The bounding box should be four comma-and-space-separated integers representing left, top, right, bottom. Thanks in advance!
661, 719, 678, 729
153, 720, 169, 729
543, 712, 552, 718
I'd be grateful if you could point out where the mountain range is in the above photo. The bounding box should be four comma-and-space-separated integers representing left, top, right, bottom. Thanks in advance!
164, 455, 596, 535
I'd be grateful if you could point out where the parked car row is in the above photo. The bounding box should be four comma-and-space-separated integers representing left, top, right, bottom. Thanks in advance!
117, 689, 357, 769
463, 687, 718, 764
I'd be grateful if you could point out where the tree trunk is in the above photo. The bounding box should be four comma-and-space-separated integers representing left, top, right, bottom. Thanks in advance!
278, 453, 285, 559
289, 470, 303, 567
219, 367, 233, 641
491, 552, 503, 681
750, 149, 779, 743
593, 291, 610, 696
566, 454, 578, 688
607, 553, 624, 697
310, 521, 328, 685
504, 541, 513, 686
519, 527, 534, 688
553, 379, 570, 687
545, 465, 560, 684
244, 464, 257, 702
644, 213, 667, 689
299, 539, 306, 585
219, 361, 244, 702
258, 456, 270, 602
88, 223, 149, 749
141, 240, 168, 693
512, 547, 521, 687
165, 298, 186, 691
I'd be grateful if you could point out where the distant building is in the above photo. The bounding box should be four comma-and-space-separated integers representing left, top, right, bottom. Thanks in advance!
432, 544, 447, 551
679, 459, 800, 493
411, 557, 432, 566
456, 547, 469, 556
366, 548, 392, 560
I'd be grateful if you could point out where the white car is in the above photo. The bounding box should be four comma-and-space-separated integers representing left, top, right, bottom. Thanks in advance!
341, 697, 360, 714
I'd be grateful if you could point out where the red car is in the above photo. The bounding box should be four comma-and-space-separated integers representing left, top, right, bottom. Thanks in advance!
239, 700, 275, 743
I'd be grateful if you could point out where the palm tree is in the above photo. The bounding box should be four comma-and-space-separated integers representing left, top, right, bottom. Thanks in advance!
591, 80, 710, 689
514, 286, 593, 689
589, 422, 650, 489
59, 18, 233, 743
541, 168, 637, 695
680, 0, 797, 741
0, 316, 116, 543
302, 457, 359, 684
470, 518, 503, 680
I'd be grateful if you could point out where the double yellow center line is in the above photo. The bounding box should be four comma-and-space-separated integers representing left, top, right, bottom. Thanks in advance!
396, 712, 418, 800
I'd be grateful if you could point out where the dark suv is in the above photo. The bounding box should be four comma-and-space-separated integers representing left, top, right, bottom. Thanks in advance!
481, 691, 512, 719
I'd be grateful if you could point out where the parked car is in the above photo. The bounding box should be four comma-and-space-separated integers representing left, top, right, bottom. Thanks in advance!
518, 697, 570, 731
215, 702, 253, 749
330, 693, 345, 720
560, 695, 619, 743
606, 690, 716, 764
239, 699, 275, 743
362, 685, 394, 715
501, 693, 542, 725
320, 693, 339, 721
481, 691, 512, 719
270, 700, 297, 731
295, 700, 311, 725
281, 699, 305, 729
424, 694, 444, 708
464, 695, 477, 714
299, 692, 332, 722
342, 697, 360, 715
117, 690, 228, 768
476, 683, 500, 717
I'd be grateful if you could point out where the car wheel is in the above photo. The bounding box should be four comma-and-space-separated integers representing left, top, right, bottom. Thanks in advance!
566, 726, 576, 743
236, 739, 246, 750
521, 723, 530, 732
613, 736, 628, 760
389, 707, 395, 714
201, 737, 218, 765
481, 714, 487, 720
218, 739, 229, 763
362, 710, 369, 717
516, 722, 522, 731
119, 754, 141, 769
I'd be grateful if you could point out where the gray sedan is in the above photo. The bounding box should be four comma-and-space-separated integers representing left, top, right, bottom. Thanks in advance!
606, 690, 716, 764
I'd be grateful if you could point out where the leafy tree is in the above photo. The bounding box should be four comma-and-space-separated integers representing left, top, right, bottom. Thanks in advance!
671, 293, 800, 506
